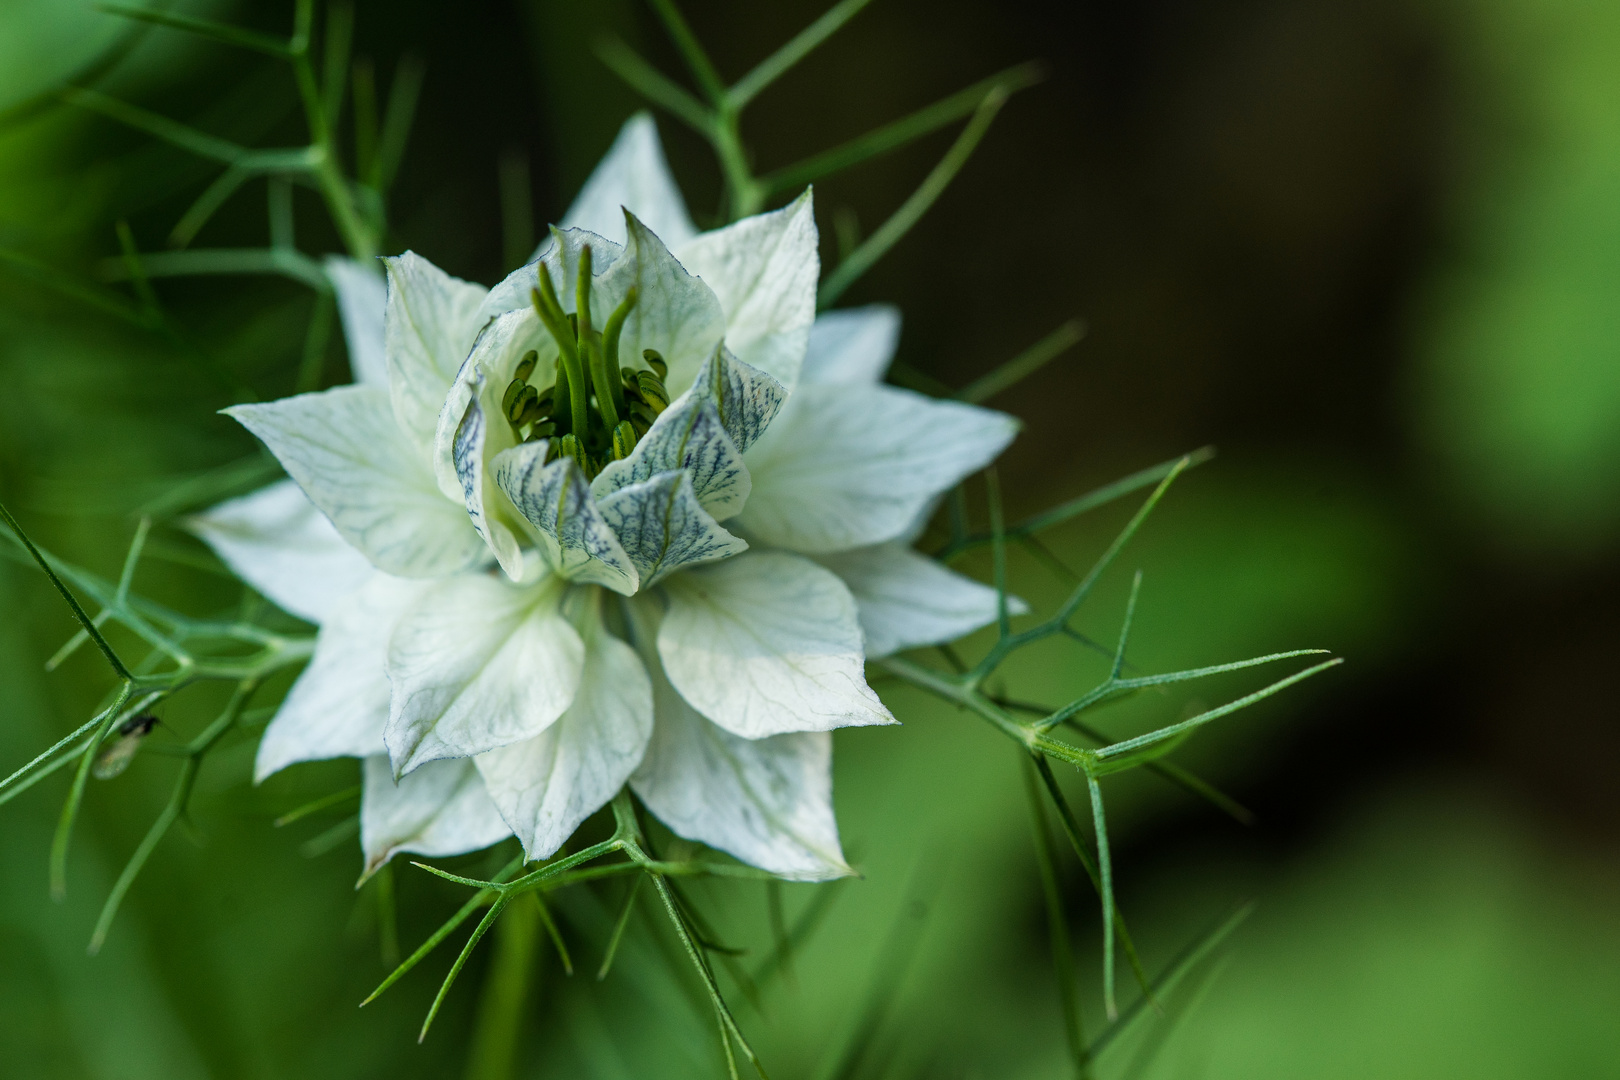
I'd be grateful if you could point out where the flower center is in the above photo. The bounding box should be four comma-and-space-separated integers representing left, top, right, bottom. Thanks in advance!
501, 244, 672, 478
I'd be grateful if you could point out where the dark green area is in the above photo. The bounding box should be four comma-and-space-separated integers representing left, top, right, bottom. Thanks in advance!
1, 1, 1616, 1077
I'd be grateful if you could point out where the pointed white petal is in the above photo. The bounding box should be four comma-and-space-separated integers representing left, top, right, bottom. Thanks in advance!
254, 573, 431, 782
592, 397, 749, 520
560, 112, 697, 251
382, 252, 490, 446
736, 384, 1019, 554
451, 389, 526, 580
629, 604, 849, 880
480, 227, 623, 320
591, 347, 783, 520
226, 386, 488, 578
492, 443, 638, 594
324, 257, 388, 387
802, 305, 901, 386
475, 600, 653, 859
596, 211, 727, 399
384, 573, 584, 775
815, 543, 1026, 659
360, 755, 511, 878
658, 551, 894, 738
186, 479, 373, 624
432, 306, 554, 500
673, 190, 818, 393
598, 469, 749, 587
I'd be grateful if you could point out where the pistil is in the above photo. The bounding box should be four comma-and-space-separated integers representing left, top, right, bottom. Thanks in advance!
512, 246, 671, 478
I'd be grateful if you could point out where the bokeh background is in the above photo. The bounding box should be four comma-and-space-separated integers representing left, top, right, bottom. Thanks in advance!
2, 1, 1617, 1077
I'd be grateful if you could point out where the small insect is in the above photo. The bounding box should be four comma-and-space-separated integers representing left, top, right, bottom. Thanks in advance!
92, 713, 159, 780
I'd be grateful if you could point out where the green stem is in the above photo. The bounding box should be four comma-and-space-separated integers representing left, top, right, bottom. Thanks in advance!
463, 894, 542, 1080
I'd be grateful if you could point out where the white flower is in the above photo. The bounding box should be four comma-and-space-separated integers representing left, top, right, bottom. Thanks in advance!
192, 113, 1017, 881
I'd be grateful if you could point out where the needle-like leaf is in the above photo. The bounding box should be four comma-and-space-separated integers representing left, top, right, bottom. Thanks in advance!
819, 85, 1010, 307
728, 0, 875, 109
96, 3, 295, 59
761, 62, 1045, 195
957, 319, 1087, 404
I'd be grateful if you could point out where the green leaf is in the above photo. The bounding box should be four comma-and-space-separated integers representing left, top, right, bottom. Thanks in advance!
762, 61, 1046, 195
1025, 761, 1091, 1077
372, 53, 425, 194
1092, 659, 1344, 775
957, 318, 1086, 404
596, 872, 643, 980
1089, 903, 1253, 1059
0, 247, 143, 324
272, 785, 361, 828
728, 0, 875, 109
60, 86, 247, 163
96, 3, 295, 58
361, 855, 525, 1007
595, 37, 714, 136
937, 447, 1215, 561
100, 247, 330, 292
646, 0, 727, 105
819, 85, 1011, 307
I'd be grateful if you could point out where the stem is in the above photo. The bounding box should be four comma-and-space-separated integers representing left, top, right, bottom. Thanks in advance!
463, 894, 542, 1080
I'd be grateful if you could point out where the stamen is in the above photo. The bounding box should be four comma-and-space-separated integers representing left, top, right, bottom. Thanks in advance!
532, 268, 588, 437
611, 420, 637, 460
636, 371, 669, 414
643, 349, 668, 380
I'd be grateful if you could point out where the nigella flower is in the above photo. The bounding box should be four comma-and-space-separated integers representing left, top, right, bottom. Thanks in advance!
192, 115, 1017, 880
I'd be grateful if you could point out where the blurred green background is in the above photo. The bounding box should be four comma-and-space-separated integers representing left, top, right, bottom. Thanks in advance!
1, 0, 1617, 1077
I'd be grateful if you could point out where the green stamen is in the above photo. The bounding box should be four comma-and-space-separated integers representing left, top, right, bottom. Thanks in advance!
611, 420, 637, 460
636, 371, 669, 414
533, 268, 588, 438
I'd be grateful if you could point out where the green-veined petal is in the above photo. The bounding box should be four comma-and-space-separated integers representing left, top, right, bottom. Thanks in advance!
657, 551, 894, 738
225, 386, 488, 578
186, 479, 374, 625
597, 469, 749, 588
736, 384, 1018, 554
814, 542, 1025, 659
384, 573, 584, 776
255, 573, 431, 781
673, 189, 819, 393
382, 252, 490, 447
360, 755, 511, 879
492, 442, 639, 594
475, 595, 653, 859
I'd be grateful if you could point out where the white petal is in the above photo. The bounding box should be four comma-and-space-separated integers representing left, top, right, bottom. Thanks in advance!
592, 397, 749, 519
382, 252, 490, 446
736, 384, 1019, 554
592, 348, 783, 519
596, 211, 727, 400
559, 112, 697, 251
254, 573, 431, 782
629, 601, 849, 880
658, 551, 894, 738
186, 479, 373, 624
324, 257, 388, 387
492, 443, 638, 594
802, 305, 901, 386
451, 389, 526, 580
480, 226, 624, 320
475, 599, 653, 859
432, 306, 552, 500
360, 755, 511, 878
814, 543, 1025, 659
384, 573, 584, 775
598, 469, 749, 587
226, 386, 488, 578
673, 190, 818, 393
